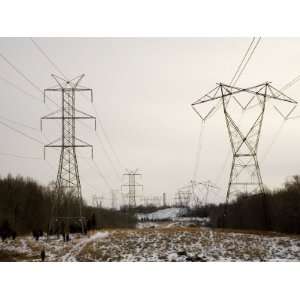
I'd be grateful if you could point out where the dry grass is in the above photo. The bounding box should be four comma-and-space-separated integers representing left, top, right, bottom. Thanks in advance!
75, 226, 300, 262
1, 225, 300, 262
0, 249, 39, 262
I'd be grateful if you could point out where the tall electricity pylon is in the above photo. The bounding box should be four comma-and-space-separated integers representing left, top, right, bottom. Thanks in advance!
182, 180, 218, 207
121, 169, 143, 207
192, 82, 298, 224
42, 74, 96, 234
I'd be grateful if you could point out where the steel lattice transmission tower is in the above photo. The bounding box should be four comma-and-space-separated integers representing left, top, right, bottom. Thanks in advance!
192, 82, 298, 223
42, 74, 96, 234
181, 180, 219, 207
121, 169, 143, 207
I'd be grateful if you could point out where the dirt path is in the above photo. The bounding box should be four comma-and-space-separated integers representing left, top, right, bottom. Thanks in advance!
61, 232, 109, 262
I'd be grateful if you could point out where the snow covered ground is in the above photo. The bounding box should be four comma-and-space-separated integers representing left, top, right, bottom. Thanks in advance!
136, 207, 210, 228
0, 231, 109, 262
1, 225, 300, 262
80, 226, 300, 262
136, 207, 188, 221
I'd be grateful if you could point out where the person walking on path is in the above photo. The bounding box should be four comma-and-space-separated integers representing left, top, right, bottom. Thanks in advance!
41, 247, 46, 262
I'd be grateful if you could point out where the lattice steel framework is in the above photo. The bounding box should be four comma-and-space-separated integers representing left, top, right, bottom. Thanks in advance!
121, 169, 143, 207
192, 82, 297, 222
175, 190, 192, 207
42, 74, 96, 234
181, 180, 219, 207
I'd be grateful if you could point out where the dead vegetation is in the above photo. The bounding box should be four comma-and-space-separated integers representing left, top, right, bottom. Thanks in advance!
1, 225, 300, 262
77, 226, 300, 262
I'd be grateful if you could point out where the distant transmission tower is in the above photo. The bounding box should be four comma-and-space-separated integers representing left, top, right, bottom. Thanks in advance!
93, 195, 103, 208
111, 189, 118, 210
174, 190, 188, 207
42, 74, 96, 234
182, 180, 218, 206
121, 169, 143, 207
192, 82, 297, 225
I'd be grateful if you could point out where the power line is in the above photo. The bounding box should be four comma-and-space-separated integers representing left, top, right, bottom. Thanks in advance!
259, 72, 300, 163
75, 148, 114, 191
76, 95, 123, 180
0, 113, 55, 159
91, 104, 124, 171
0, 119, 44, 145
0, 74, 41, 102
0, 52, 45, 96
0, 73, 62, 146
230, 37, 256, 85
0, 72, 61, 139
0, 152, 41, 160
232, 37, 261, 86
207, 37, 262, 121
75, 118, 121, 183
260, 120, 285, 163
192, 120, 205, 180
55, 102, 121, 182
281, 74, 300, 92
89, 159, 113, 190
94, 129, 121, 180
0, 114, 39, 131
30, 38, 67, 79
0, 51, 58, 108
70, 88, 123, 178
0, 76, 61, 144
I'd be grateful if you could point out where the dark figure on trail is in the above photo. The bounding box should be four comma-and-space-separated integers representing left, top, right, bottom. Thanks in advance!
0, 232, 7, 242
66, 233, 70, 242
32, 229, 42, 241
0, 220, 12, 242
41, 248, 45, 262
62, 232, 66, 242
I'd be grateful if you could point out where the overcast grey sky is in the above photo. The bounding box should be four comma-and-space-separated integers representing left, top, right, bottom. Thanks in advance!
0, 38, 300, 206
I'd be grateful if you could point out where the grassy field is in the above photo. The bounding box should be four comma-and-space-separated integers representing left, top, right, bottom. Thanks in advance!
1, 224, 300, 262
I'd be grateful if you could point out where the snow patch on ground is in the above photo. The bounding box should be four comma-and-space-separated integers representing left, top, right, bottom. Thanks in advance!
137, 207, 188, 221
136, 222, 160, 229
62, 231, 109, 262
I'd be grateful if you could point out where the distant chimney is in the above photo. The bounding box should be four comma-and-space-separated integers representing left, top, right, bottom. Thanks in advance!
163, 193, 167, 207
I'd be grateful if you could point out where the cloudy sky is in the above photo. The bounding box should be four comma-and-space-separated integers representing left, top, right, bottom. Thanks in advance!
0, 37, 300, 206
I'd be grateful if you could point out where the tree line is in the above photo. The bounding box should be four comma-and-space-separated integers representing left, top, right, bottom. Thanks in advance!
188, 175, 300, 234
0, 174, 136, 239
